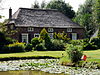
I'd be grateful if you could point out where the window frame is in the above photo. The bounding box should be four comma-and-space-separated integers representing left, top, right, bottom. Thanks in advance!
48, 33, 53, 39
48, 28, 54, 32
72, 33, 77, 40
21, 33, 29, 43
34, 33, 40, 38
67, 28, 72, 32
28, 27, 34, 32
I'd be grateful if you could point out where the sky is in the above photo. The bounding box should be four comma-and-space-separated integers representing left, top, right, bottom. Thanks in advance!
0, 0, 86, 21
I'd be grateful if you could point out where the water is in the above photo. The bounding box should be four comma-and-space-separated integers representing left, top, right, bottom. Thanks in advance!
0, 71, 68, 75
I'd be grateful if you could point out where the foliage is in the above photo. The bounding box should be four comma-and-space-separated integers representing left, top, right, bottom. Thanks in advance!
53, 32, 70, 42
31, 38, 40, 47
25, 44, 33, 51
46, 0, 75, 19
41, 0, 46, 8
44, 33, 52, 50
50, 39, 65, 51
0, 32, 6, 46
66, 44, 83, 63
83, 39, 97, 50
40, 28, 48, 40
5, 37, 17, 45
92, 0, 100, 27
73, 0, 95, 38
35, 43, 46, 51
91, 37, 100, 49
69, 40, 84, 46
7, 42, 25, 53
31, 0, 40, 8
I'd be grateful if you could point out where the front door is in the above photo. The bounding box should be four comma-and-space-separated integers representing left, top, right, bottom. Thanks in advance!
22, 33, 28, 43
72, 33, 77, 40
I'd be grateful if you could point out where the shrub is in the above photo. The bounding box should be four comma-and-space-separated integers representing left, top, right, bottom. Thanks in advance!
5, 37, 17, 45
50, 39, 65, 50
25, 44, 33, 51
0, 45, 9, 53
35, 43, 46, 51
31, 38, 40, 47
69, 40, 84, 46
91, 37, 100, 49
44, 33, 52, 50
66, 44, 83, 63
0, 32, 6, 46
53, 32, 70, 42
40, 28, 48, 40
7, 42, 25, 53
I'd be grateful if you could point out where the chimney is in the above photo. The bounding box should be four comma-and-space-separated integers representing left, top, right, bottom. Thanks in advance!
9, 7, 12, 20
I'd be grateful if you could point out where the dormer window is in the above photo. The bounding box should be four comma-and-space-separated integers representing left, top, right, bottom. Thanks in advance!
28, 27, 34, 32
67, 28, 72, 32
48, 28, 53, 32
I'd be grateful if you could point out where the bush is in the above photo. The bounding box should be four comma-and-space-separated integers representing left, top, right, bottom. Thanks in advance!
82, 39, 97, 50
5, 37, 17, 45
35, 43, 46, 51
91, 37, 100, 49
50, 39, 65, 51
7, 42, 25, 53
66, 44, 83, 63
69, 40, 84, 46
44, 33, 52, 50
25, 44, 33, 51
31, 38, 40, 47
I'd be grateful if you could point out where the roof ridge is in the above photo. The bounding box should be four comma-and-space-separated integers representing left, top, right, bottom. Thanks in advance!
19, 7, 58, 11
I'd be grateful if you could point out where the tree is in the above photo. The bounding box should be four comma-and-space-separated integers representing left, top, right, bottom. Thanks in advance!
92, 0, 100, 37
46, 0, 75, 19
31, 0, 40, 8
73, 0, 95, 38
41, 0, 46, 8
40, 28, 52, 50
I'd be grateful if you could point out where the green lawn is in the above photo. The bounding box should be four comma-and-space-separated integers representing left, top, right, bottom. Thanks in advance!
0, 51, 65, 58
0, 50, 100, 62
84, 49, 100, 62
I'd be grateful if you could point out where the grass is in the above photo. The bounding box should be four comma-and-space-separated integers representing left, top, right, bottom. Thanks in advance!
0, 51, 65, 59
60, 49, 100, 63
0, 50, 100, 62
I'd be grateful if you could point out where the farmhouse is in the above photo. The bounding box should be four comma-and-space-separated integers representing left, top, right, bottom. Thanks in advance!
7, 8, 84, 43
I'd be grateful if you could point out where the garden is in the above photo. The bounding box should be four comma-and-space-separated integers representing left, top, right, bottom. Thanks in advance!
0, 28, 100, 75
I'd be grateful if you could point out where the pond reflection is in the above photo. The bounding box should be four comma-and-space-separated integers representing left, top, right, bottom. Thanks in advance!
0, 71, 69, 75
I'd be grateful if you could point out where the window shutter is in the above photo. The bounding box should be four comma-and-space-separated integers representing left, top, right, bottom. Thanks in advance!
77, 34, 79, 39
28, 34, 31, 43
19, 34, 22, 42
70, 33, 72, 40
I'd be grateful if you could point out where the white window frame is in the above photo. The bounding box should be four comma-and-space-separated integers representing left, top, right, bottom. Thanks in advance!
28, 27, 34, 32
22, 33, 29, 43
48, 28, 54, 32
34, 33, 40, 38
10, 25, 14, 29
72, 33, 77, 40
67, 28, 72, 32
49, 33, 53, 39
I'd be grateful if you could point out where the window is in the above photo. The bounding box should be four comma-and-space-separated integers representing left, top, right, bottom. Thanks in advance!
49, 33, 53, 39
48, 28, 53, 32
72, 33, 77, 40
28, 27, 34, 32
34, 33, 40, 37
22, 33, 28, 43
10, 25, 14, 29
67, 28, 72, 32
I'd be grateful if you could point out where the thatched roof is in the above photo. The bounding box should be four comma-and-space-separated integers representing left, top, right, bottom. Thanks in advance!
10, 8, 82, 28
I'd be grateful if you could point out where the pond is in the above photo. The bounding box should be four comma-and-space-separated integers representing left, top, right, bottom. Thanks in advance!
0, 71, 68, 75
